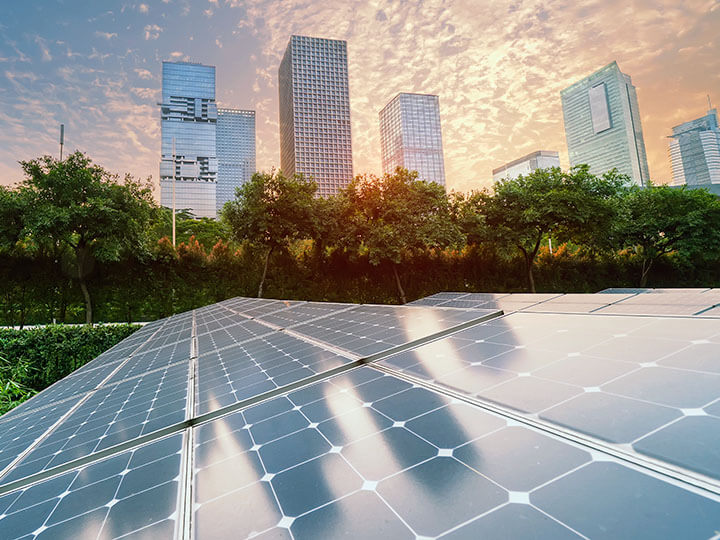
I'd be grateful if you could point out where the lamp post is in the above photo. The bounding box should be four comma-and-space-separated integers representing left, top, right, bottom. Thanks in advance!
172, 137, 176, 247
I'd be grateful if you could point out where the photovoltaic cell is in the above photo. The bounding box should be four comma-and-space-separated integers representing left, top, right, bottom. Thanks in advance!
0, 398, 82, 477
290, 304, 496, 357
104, 339, 191, 383
196, 319, 275, 356
195, 332, 355, 415
1, 292, 719, 540
190, 367, 720, 539
253, 302, 352, 329
0, 433, 183, 540
378, 311, 720, 479
1, 362, 188, 486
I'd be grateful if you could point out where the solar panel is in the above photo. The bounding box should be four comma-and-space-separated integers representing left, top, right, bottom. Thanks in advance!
1, 362, 189, 486
0, 433, 183, 540
290, 304, 498, 357
378, 311, 720, 480
195, 332, 356, 415
1, 292, 718, 539
190, 366, 720, 539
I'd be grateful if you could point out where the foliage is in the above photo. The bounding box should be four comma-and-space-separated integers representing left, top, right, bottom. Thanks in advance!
18, 152, 156, 324
0, 324, 140, 391
223, 170, 318, 297
478, 166, 626, 292
612, 184, 720, 286
336, 168, 462, 303
0, 355, 37, 415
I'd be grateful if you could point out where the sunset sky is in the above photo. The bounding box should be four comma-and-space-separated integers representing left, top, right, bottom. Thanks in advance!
1, 0, 718, 194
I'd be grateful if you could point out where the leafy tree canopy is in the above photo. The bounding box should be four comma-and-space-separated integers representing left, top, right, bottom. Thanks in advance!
18, 152, 156, 323
613, 184, 720, 286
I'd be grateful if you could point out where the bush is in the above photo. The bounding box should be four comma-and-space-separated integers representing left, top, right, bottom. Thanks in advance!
0, 324, 140, 392
0, 355, 37, 415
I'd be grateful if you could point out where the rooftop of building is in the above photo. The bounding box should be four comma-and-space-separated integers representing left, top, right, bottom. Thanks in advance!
492, 150, 560, 175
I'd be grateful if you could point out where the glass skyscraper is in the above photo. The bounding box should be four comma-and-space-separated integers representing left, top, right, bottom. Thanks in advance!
278, 35, 353, 197
561, 61, 650, 186
668, 108, 720, 187
159, 61, 218, 219
492, 150, 560, 182
379, 93, 446, 186
216, 108, 256, 213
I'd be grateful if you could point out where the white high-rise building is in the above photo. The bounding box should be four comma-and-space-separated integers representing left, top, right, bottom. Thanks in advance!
379, 93, 446, 186
561, 61, 650, 186
216, 108, 256, 213
159, 61, 218, 219
668, 108, 720, 187
278, 35, 353, 197
492, 151, 560, 182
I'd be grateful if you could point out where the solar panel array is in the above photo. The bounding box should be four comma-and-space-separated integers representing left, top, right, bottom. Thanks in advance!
410, 289, 720, 317
0, 293, 718, 539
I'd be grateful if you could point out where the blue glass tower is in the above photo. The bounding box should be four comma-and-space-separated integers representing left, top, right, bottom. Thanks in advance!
668, 108, 720, 186
159, 61, 218, 219
216, 108, 256, 213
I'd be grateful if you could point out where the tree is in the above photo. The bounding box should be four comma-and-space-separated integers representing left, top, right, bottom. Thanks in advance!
223, 171, 317, 297
613, 184, 720, 287
480, 166, 625, 292
19, 152, 155, 324
337, 168, 462, 304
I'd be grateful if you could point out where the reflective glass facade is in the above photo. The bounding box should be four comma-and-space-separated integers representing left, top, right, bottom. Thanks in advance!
668, 108, 720, 186
492, 150, 560, 182
379, 93, 446, 186
159, 62, 217, 218
278, 35, 353, 197
216, 108, 256, 213
561, 62, 650, 186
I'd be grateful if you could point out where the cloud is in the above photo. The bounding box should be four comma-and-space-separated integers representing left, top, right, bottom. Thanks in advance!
144, 24, 163, 40
138, 3, 149, 13
94, 31, 118, 40
134, 68, 153, 79
215, 39, 222, 48
34, 36, 52, 62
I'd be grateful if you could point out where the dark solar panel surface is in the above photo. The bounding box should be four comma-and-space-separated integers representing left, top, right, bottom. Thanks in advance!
0, 434, 183, 540
191, 367, 720, 539
0, 293, 718, 540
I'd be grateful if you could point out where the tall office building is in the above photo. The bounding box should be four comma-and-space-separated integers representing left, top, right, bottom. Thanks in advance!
492, 150, 560, 183
379, 93, 446, 186
159, 61, 218, 218
278, 35, 353, 197
216, 108, 256, 212
668, 108, 720, 187
561, 61, 650, 186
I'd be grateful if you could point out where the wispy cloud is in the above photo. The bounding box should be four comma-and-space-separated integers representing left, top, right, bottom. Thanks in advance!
34, 36, 52, 62
138, 3, 149, 14
94, 31, 118, 40
144, 24, 163, 40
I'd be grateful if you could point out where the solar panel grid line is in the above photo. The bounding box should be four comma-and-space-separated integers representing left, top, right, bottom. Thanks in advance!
281, 327, 362, 361
255, 303, 358, 332
176, 312, 198, 540
368, 362, 720, 497
0, 318, 174, 483
0, 358, 368, 499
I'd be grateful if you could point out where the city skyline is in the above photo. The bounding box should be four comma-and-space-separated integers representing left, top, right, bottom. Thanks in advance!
0, 1, 718, 193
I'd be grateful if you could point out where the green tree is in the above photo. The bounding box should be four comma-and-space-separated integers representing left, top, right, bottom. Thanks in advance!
223, 171, 317, 297
613, 184, 720, 287
19, 152, 156, 324
337, 168, 461, 304
481, 166, 625, 292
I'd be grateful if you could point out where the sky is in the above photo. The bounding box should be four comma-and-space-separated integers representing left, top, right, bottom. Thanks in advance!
0, 0, 718, 194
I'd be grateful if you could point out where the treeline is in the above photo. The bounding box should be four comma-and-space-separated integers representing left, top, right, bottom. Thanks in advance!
1, 152, 719, 325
